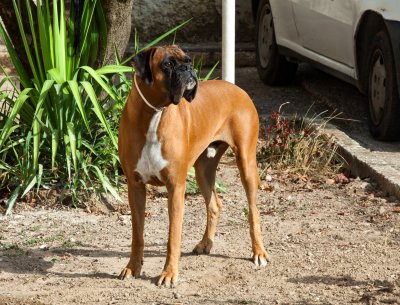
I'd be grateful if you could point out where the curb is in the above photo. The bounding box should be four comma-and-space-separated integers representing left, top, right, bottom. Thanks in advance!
325, 125, 400, 199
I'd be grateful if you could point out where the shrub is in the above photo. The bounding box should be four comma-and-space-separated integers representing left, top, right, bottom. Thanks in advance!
258, 106, 342, 179
0, 0, 188, 214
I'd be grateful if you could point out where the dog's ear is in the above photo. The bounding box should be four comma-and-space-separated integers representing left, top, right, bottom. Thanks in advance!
132, 48, 155, 85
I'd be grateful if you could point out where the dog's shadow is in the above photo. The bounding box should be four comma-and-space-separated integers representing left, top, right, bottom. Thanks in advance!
0, 243, 248, 280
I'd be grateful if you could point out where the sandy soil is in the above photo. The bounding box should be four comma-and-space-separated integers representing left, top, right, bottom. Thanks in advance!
0, 154, 399, 305
0, 49, 399, 303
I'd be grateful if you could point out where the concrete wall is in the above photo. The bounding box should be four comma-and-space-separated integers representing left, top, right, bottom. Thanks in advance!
131, 0, 255, 44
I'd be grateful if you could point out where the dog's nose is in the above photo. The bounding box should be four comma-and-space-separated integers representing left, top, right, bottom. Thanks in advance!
186, 77, 197, 90
179, 64, 190, 71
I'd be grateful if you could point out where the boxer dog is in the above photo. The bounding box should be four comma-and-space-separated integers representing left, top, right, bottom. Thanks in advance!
118, 45, 270, 287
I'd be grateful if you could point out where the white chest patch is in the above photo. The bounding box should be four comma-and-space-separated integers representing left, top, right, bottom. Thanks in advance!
135, 111, 169, 183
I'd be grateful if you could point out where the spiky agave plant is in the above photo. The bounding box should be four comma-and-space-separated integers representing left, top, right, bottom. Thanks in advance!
0, 0, 132, 213
0, 0, 193, 214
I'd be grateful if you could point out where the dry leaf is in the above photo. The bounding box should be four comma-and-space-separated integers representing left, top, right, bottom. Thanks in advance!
335, 173, 350, 184
260, 182, 273, 192
325, 178, 335, 185
392, 207, 400, 214
260, 208, 276, 215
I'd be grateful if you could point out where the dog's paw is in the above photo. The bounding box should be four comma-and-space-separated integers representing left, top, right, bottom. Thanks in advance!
252, 249, 270, 267
157, 269, 178, 288
192, 239, 213, 255
119, 265, 142, 280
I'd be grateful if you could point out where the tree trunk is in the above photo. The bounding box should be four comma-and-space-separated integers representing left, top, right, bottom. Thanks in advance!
97, 0, 134, 67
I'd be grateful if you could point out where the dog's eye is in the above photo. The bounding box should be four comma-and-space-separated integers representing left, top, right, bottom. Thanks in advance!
164, 62, 173, 69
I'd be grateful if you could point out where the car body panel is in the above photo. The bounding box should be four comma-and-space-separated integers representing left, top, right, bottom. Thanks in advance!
269, 0, 299, 44
355, 0, 400, 22
266, 0, 400, 83
291, 0, 355, 67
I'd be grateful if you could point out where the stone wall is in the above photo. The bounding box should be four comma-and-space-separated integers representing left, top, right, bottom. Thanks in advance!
131, 0, 255, 44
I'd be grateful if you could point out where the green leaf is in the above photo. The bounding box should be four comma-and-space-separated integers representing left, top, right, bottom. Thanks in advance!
0, 88, 32, 150
67, 122, 78, 171
37, 164, 43, 193
33, 108, 43, 171
0, 18, 31, 89
21, 176, 37, 198
67, 80, 91, 133
95, 65, 133, 75
79, 66, 118, 101
51, 129, 59, 170
25, 0, 45, 83
78, 0, 98, 65
5, 186, 21, 216
203, 61, 219, 81
138, 19, 191, 51
122, 19, 192, 65
48, 68, 64, 84
91, 165, 122, 202
38, 0, 53, 71
81, 81, 118, 148
12, 0, 40, 85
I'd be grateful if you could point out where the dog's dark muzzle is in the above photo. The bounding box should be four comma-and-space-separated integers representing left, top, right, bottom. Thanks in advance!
182, 73, 198, 103
171, 67, 198, 104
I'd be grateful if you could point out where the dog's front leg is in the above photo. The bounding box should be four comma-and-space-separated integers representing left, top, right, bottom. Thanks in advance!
157, 181, 186, 288
120, 181, 146, 279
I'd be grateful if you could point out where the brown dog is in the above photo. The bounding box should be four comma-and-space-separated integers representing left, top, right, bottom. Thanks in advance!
118, 45, 269, 287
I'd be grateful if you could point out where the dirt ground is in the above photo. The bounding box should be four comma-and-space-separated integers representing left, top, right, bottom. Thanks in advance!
0, 47, 399, 303
0, 154, 399, 305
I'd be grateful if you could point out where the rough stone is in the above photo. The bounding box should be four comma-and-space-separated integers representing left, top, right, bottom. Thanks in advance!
131, 0, 255, 44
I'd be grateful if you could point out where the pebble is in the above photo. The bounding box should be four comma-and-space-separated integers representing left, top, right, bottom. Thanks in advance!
173, 292, 180, 299
39, 244, 49, 251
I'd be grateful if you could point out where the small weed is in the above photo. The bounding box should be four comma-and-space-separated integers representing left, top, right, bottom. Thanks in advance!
25, 238, 40, 246
62, 238, 82, 248
258, 106, 343, 179
186, 167, 228, 195
242, 207, 249, 217
3, 243, 29, 256
230, 300, 257, 305
30, 225, 41, 232
227, 219, 241, 226
186, 168, 199, 195
51, 258, 60, 264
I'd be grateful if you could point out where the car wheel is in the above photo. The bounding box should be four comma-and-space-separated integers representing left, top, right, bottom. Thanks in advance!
255, 0, 297, 85
367, 30, 400, 140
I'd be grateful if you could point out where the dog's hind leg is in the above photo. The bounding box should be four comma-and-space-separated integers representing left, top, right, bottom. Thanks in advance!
235, 143, 270, 267
192, 142, 228, 255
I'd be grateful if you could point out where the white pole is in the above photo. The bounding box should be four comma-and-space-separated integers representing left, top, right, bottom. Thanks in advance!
222, 0, 235, 84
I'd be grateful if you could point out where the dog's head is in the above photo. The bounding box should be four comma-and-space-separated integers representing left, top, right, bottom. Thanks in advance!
133, 45, 198, 105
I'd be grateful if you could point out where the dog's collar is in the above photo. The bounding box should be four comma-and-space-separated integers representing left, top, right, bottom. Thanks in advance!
134, 74, 164, 112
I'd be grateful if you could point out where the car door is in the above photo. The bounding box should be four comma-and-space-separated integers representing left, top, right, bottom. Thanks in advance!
270, 0, 300, 46
291, 0, 356, 67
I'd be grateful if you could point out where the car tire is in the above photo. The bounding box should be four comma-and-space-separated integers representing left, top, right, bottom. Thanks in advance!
255, 0, 298, 86
367, 30, 400, 140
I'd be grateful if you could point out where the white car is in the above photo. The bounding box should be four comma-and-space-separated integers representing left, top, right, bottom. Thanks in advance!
253, 0, 400, 140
